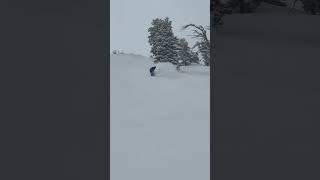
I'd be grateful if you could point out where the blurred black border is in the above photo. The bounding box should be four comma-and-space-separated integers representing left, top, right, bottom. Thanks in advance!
0, 0, 109, 179
210, 1, 215, 180
211, 0, 320, 180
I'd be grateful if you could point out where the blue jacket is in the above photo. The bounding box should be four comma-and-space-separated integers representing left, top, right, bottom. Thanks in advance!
149, 66, 156, 73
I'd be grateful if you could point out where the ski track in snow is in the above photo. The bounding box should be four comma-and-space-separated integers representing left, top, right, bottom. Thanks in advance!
110, 54, 210, 180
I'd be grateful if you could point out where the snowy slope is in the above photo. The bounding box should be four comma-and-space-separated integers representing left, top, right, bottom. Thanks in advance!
110, 54, 210, 180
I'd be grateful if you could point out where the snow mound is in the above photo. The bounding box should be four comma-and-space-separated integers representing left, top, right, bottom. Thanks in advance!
110, 54, 210, 180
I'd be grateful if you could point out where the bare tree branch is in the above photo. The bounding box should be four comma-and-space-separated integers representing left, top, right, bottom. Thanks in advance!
182, 24, 210, 46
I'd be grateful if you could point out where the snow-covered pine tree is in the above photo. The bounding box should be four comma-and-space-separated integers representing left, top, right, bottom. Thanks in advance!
194, 41, 210, 66
175, 38, 200, 70
176, 38, 193, 66
148, 17, 179, 65
190, 51, 200, 64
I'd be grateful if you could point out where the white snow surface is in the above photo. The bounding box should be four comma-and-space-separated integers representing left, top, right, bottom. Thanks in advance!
110, 54, 210, 180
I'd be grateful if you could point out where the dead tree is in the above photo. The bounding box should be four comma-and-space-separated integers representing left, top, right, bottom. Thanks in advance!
182, 24, 210, 66
182, 24, 210, 47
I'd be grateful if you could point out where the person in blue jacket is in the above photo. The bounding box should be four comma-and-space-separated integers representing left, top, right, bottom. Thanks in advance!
149, 66, 156, 76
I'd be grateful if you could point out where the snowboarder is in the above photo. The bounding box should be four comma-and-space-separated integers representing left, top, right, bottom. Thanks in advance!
149, 66, 156, 76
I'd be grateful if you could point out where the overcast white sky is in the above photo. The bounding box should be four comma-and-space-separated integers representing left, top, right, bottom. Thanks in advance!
110, 0, 210, 56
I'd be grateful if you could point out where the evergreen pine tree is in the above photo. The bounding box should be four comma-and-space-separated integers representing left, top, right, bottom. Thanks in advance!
176, 38, 193, 66
148, 17, 179, 65
194, 41, 210, 66
190, 51, 200, 64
